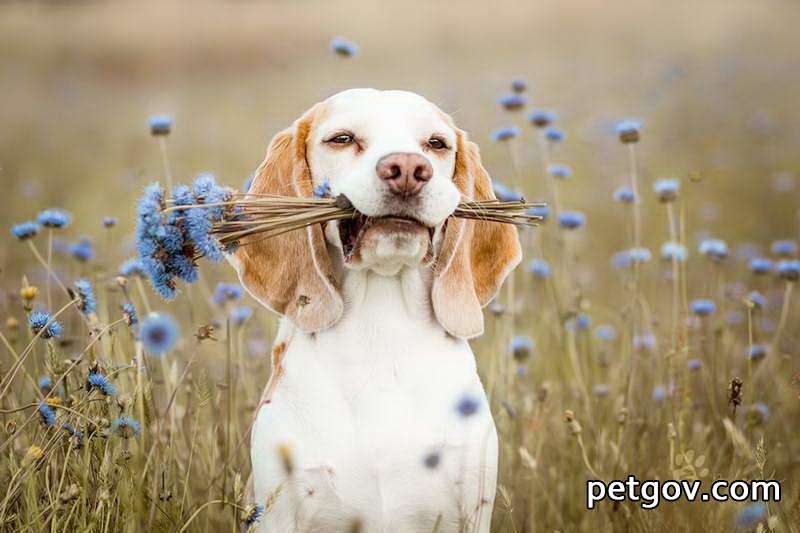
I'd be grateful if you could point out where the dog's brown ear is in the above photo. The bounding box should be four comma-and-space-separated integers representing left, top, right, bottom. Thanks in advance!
431, 129, 522, 339
230, 106, 343, 333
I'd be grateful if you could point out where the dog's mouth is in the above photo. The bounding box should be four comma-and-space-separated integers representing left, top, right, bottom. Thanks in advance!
338, 213, 435, 261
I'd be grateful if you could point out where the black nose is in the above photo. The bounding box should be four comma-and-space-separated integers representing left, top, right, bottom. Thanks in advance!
376, 152, 433, 198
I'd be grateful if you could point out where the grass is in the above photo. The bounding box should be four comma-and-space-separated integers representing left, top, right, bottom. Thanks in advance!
1, 1, 799, 531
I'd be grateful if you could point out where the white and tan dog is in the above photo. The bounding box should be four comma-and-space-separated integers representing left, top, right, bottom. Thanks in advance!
229, 89, 521, 532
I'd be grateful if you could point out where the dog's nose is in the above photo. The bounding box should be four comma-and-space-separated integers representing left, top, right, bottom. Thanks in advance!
376, 152, 433, 197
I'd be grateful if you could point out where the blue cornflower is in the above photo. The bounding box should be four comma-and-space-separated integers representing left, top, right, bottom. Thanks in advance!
734, 502, 766, 529
593, 325, 617, 341
547, 163, 572, 179
776, 259, 800, 281
565, 313, 591, 332
771, 239, 797, 257
187, 174, 237, 263
527, 258, 551, 279
687, 358, 702, 370
111, 416, 141, 439
615, 118, 643, 143
38, 376, 53, 392
62, 422, 84, 447
230, 306, 253, 325
698, 238, 728, 261
751, 402, 770, 422
122, 302, 139, 326
38, 402, 56, 426
243, 174, 255, 193
213, 282, 244, 306
149, 115, 173, 136
498, 93, 527, 111
37, 209, 71, 229
627, 247, 652, 264
28, 311, 63, 339
11, 221, 40, 240
74, 278, 97, 315
558, 211, 585, 230
330, 37, 358, 57
527, 204, 550, 222
592, 384, 610, 397
612, 250, 633, 269
509, 335, 534, 361
613, 185, 635, 203
490, 126, 520, 142
119, 258, 146, 278
749, 257, 773, 275
747, 344, 767, 362
141, 313, 180, 356
528, 109, 556, 128
87, 372, 118, 397
633, 333, 656, 351
727, 310, 744, 325
510, 78, 527, 93
493, 182, 524, 202
544, 127, 565, 142
660, 242, 687, 262
747, 290, 767, 309
242, 504, 265, 529
690, 299, 717, 317
653, 178, 679, 202
455, 394, 481, 418
313, 178, 332, 198
69, 238, 94, 262
652, 386, 666, 402
102, 216, 118, 228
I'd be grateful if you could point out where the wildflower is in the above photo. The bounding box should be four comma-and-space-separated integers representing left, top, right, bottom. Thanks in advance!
62, 423, 84, 444
330, 37, 358, 57
243, 174, 255, 193
627, 247, 652, 264
498, 93, 527, 111
726, 310, 744, 325
526, 204, 549, 222
122, 303, 138, 326
20, 286, 38, 310
24, 445, 44, 465
455, 394, 481, 418
748, 403, 770, 424
633, 333, 656, 351
38, 376, 53, 392
149, 115, 173, 136
594, 325, 617, 341
698, 238, 728, 261
544, 127, 565, 142
734, 502, 766, 529
313, 178, 332, 198
615, 118, 643, 144
653, 178, 679, 202
687, 358, 702, 370
186, 174, 238, 263
102, 216, 118, 228
11, 221, 40, 240
746, 290, 767, 309
749, 257, 773, 275
69, 238, 94, 262
566, 313, 591, 332
119, 258, 146, 278
493, 182, 524, 202
528, 109, 556, 128
747, 344, 767, 362
558, 211, 585, 230
38, 402, 56, 426
509, 336, 534, 361
612, 251, 633, 269
213, 282, 244, 306
592, 384, 610, 397
776, 259, 800, 281
527, 258, 551, 279
770, 239, 797, 257
690, 299, 716, 317
547, 163, 572, 179
36, 209, 71, 229
230, 306, 253, 325
141, 313, 180, 356
87, 372, 118, 397
490, 126, 519, 142
111, 416, 141, 439
652, 386, 666, 402
510, 78, 527, 93
28, 311, 63, 339
74, 278, 96, 315
242, 504, 265, 529
660, 242, 687, 262
423, 451, 441, 469
613, 185, 635, 203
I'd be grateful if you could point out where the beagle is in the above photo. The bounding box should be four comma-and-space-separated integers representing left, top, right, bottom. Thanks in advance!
229, 89, 521, 532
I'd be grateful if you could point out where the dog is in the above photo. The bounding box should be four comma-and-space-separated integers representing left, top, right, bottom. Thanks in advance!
229, 88, 521, 532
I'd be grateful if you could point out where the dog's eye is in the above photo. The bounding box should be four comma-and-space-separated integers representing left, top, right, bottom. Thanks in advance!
327, 133, 354, 145
427, 137, 449, 150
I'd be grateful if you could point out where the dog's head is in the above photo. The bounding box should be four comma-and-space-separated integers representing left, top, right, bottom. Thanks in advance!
231, 89, 521, 339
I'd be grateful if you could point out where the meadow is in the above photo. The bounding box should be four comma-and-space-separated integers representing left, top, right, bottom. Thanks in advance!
1, 0, 799, 531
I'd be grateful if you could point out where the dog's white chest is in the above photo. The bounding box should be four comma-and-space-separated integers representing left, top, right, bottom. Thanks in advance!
250, 275, 497, 532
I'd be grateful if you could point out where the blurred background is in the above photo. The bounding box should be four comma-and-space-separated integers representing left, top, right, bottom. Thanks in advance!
2, 1, 800, 531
